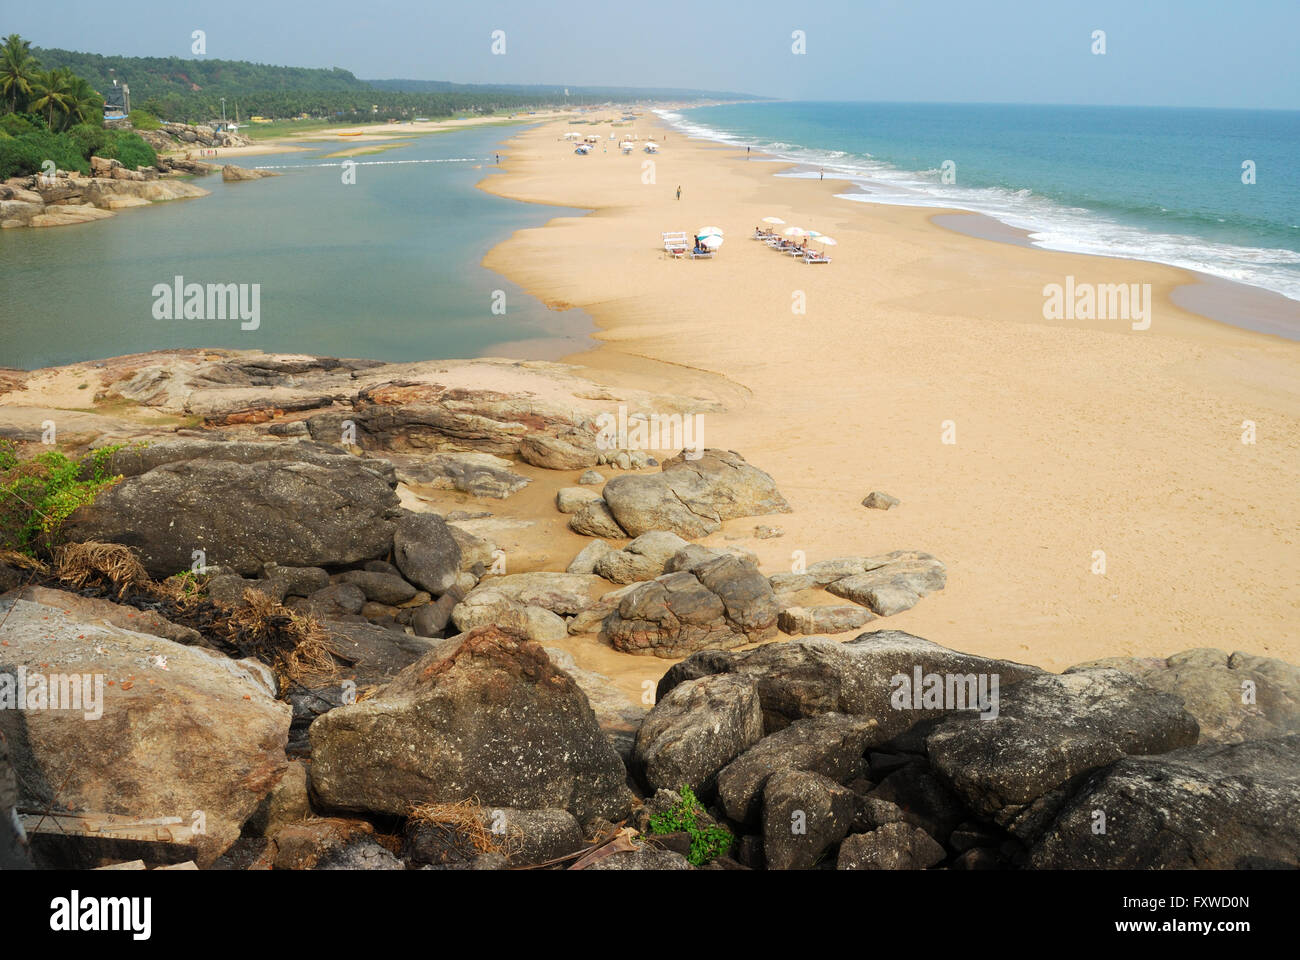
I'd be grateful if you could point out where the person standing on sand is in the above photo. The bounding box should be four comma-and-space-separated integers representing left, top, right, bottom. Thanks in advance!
820, 168, 824, 180
747, 146, 751, 157
676, 185, 681, 200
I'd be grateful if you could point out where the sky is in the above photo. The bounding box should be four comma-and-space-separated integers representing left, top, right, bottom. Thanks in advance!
6, 0, 1299, 109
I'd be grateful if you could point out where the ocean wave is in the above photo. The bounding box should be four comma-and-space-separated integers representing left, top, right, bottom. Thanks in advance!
655, 110, 1300, 302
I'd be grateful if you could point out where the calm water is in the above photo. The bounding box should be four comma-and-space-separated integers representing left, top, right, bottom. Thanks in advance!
0, 125, 590, 370
665, 102, 1300, 303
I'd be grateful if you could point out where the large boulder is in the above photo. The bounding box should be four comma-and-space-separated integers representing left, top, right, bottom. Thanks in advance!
594, 531, 690, 584
392, 511, 462, 595
66, 449, 398, 577
309, 626, 631, 824
601, 555, 779, 658
0, 598, 290, 867
634, 674, 765, 794
1030, 735, 1300, 869
837, 823, 946, 870
395, 452, 530, 500
601, 449, 790, 539
1066, 648, 1300, 744
762, 769, 855, 870
824, 551, 947, 616
657, 631, 1043, 738
926, 668, 1200, 842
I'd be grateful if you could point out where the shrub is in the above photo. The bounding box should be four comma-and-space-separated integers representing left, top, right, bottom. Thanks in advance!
0, 112, 39, 136
66, 122, 107, 160
128, 109, 162, 131
0, 441, 123, 554
0, 129, 90, 179
648, 785, 735, 866
97, 129, 157, 171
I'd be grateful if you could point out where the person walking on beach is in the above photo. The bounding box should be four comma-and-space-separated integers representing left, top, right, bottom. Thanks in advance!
747, 146, 751, 157
676, 185, 681, 200
819, 168, 824, 180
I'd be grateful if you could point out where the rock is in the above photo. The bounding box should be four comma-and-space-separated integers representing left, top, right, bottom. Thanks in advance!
392, 511, 462, 595
0, 598, 289, 867
5, 586, 203, 647
868, 763, 969, 843
1030, 735, 1300, 869
837, 823, 946, 870
322, 620, 453, 688
861, 491, 900, 510
518, 429, 599, 470
584, 848, 692, 870
778, 605, 875, 635
566, 539, 614, 575
317, 840, 404, 870
309, 626, 631, 823
578, 470, 604, 485
715, 714, 878, 824
451, 597, 568, 643
1066, 648, 1300, 744
566, 583, 638, 635
567, 499, 626, 539
482, 807, 586, 865
850, 795, 910, 834
593, 531, 690, 583
446, 524, 497, 572
305, 582, 366, 618
762, 769, 855, 870
602, 555, 779, 658
926, 668, 1200, 841
271, 818, 375, 870
556, 486, 602, 513
337, 570, 418, 605
66, 452, 398, 577
412, 593, 459, 638
221, 164, 279, 181
825, 551, 946, 616
634, 674, 765, 794
396, 452, 530, 499
263, 563, 330, 598
601, 449, 790, 539
247, 760, 311, 837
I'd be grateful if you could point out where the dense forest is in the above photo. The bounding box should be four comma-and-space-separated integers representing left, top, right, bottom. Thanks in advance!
31, 47, 756, 124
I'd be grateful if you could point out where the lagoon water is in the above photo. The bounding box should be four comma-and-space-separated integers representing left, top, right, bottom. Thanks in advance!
0, 124, 590, 370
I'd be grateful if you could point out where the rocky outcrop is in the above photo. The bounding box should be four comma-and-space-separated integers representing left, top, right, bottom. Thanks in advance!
309, 626, 631, 824
392, 511, 462, 596
0, 174, 209, 229
221, 164, 280, 182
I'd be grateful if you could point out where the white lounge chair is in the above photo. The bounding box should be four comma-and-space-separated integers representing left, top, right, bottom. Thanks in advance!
662, 231, 689, 258
803, 250, 832, 264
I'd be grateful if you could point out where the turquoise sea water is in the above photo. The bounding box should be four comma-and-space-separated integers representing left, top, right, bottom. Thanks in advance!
0, 125, 590, 370
665, 102, 1300, 303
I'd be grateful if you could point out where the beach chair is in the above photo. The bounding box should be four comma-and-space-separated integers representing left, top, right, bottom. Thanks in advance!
662, 231, 688, 259
689, 247, 714, 259
803, 250, 832, 264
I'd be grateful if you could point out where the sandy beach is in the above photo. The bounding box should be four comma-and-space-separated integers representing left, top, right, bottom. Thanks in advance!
479, 116, 1300, 675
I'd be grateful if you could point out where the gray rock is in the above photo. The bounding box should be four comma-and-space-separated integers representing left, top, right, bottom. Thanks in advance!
926, 668, 1200, 841
263, 563, 331, 598
396, 452, 530, 499
518, 429, 600, 470
447, 524, 498, 572
762, 769, 855, 870
584, 848, 692, 870
837, 823, 946, 870
337, 570, 419, 605
716, 714, 878, 824
566, 539, 614, 575
411, 593, 459, 637
393, 511, 463, 596
593, 530, 691, 583
634, 674, 765, 794
556, 486, 603, 514
479, 807, 586, 865
316, 840, 404, 870
825, 551, 946, 616
305, 582, 367, 618
1065, 648, 1300, 744
578, 470, 605, 485
309, 626, 631, 824
1030, 735, 1300, 869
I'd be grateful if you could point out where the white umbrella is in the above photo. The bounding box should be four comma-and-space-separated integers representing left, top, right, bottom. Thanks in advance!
761, 216, 785, 225
805, 229, 823, 237
814, 236, 837, 245
701, 234, 723, 250
698, 225, 724, 237
783, 227, 807, 237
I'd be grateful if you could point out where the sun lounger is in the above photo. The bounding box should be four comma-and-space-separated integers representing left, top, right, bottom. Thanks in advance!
662, 231, 688, 259
803, 251, 832, 264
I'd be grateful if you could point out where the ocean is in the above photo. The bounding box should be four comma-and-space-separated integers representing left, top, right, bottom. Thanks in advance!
0, 124, 591, 370
662, 102, 1300, 307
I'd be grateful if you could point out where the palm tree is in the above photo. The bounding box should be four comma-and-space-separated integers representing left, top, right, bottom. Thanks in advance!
0, 33, 40, 114
31, 67, 75, 130
66, 74, 103, 127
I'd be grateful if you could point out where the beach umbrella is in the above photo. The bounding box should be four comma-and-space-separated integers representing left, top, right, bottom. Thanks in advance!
814, 236, 837, 245
697, 225, 724, 237
701, 234, 724, 250
783, 227, 807, 237
761, 216, 785, 225
805, 229, 823, 237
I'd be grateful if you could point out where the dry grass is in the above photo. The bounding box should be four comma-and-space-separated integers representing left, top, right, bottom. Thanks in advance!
408, 798, 519, 861
0, 549, 49, 574
52, 541, 149, 599
220, 589, 340, 689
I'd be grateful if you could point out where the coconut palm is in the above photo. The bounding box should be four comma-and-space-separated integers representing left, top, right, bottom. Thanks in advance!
66, 74, 103, 127
0, 33, 40, 114
31, 67, 75, 130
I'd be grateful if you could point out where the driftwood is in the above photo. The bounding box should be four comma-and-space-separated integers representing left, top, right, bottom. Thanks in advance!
18, 810, 200, 845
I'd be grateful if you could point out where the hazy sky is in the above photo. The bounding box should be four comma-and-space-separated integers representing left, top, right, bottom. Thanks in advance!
7, 0, 1299, 108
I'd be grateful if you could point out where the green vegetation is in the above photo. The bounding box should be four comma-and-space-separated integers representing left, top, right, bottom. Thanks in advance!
648, 786, 735, 866
0, 35, 155, 178
127, 108, 161, 130
0, 440, 124, 554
